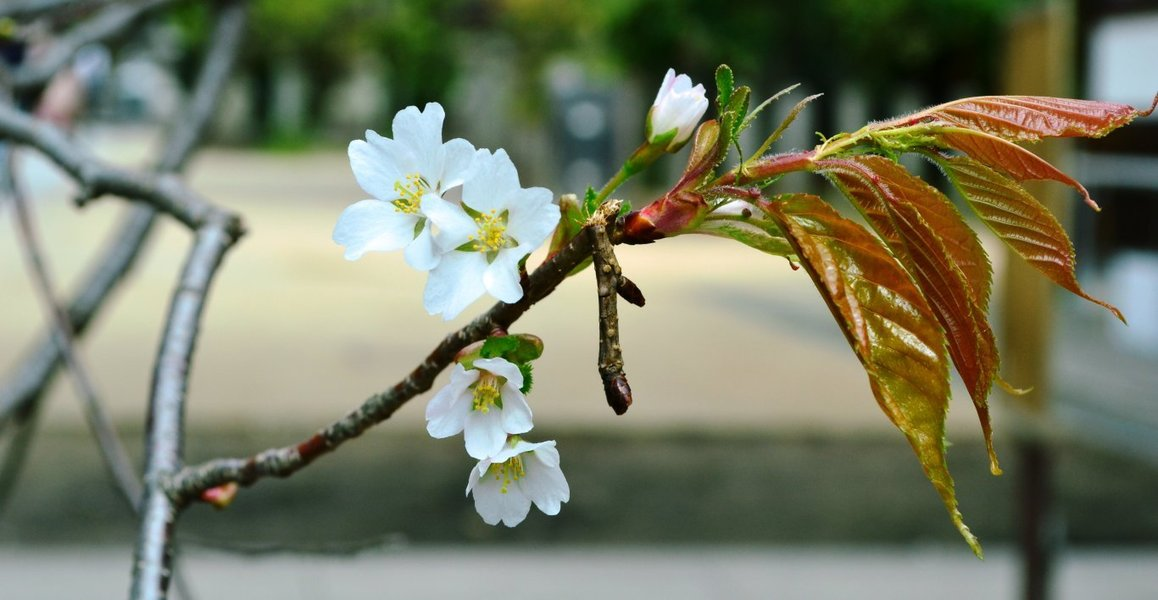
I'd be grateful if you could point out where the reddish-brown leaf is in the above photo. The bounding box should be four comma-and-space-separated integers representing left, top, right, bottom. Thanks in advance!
896, 94, 1157, 142
937, 155, 1125, 323
762, 194, 981, 556
937, 128, 1101, 210
818, 157, 1001, 473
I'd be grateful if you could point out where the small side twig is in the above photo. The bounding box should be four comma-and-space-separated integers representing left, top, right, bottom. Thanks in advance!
588, 199, 641, 415
165, 217, 608, 501
3, 149, 142, 510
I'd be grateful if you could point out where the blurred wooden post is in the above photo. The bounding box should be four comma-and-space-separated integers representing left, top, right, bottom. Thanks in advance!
1002, 3, 1073, 600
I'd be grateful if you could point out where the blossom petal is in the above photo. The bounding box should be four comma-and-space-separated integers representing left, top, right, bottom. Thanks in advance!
473, 358, 523, 390
425, 365, 478, 438
505, 187, 560, 246
498, 386, 533, 434
333, 200, 417, 260
424, 251, 489, 320
462, 149, 521, 214
470, 474, 532, 527
653, 68, 676, 105
421, 194, 476, 252
482, 252, 524, 304
348, 139, 405, 201
403, 221, 441, 271
520, 449, 569, 516
437, 139, 479, 192
392, 103, 445, 175
464, 410, 508, 460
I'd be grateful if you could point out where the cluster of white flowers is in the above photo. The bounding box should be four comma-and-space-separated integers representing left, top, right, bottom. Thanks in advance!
426, 356, 569, 527
333, 69, 707, 528
333, 102, 561, 320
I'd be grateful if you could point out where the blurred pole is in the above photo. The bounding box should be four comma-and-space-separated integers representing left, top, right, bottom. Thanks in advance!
1001, 3, 1074, 600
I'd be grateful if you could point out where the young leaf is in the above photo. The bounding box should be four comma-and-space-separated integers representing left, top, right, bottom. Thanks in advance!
936, 127, 1101, 210
936, 154, 1125, 323
905, 94, 1157, 142
695, 219, 795, 257
819, 156, 993, 309
480, 334, 545, 364
715, 64, 734, 111
819, 156, 1000, 473
762, 194, 981, 556
739, 83, 801, 139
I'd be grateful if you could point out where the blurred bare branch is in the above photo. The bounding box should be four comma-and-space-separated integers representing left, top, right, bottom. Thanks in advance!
0, 0, 247, 431
3, 150, 142, 510
0, 0, 109, 21
12, 0, 174, 93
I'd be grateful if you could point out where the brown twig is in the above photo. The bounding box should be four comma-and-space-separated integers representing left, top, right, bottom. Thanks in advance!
588, 200, 640, 415
3, 148, 143, 510
165, 220, 608, 503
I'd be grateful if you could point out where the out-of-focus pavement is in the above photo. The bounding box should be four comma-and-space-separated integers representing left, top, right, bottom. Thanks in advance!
2, 546, 1158, 600
2, 545, 1157, 600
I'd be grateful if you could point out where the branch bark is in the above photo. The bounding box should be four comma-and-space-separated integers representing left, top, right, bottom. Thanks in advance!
130, 216, 239, 600
588, 199, 639, 415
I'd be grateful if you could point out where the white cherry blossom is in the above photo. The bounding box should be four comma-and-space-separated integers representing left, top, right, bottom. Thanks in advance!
425, 357, 533, 459
647, 68, 709, 151
421, 148, 559, 320
333, 102, 476, 270
467, 438, 570, 527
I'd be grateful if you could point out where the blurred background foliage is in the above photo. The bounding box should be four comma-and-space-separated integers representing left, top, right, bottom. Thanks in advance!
170, 0, 1032, 142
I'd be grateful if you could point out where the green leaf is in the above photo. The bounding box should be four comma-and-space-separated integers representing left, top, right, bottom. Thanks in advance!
739, 84, 800, 136
936, 154, 1125, 323
762, 194, 981, 557
819, 156, 1001, 473
583, 186, 599, 218
696, 219, 796, 258
518, 362, 534, 394
715, 64, 734, 111
480, 334, 544, 364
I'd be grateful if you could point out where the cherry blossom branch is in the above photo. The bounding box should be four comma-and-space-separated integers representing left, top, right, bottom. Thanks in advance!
11, 0, 175, 93
131, 215, 239, 600
588, 200, 641, 415
165, 222, 610, 503
3, 151, 143, 510
0, 0, 247, 429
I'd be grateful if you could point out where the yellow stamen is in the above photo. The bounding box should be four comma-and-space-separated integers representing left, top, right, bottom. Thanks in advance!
472, 373, 502, 413
392, 173, 427, 214
487, 454, 526, 494
467, 210, 509, 253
